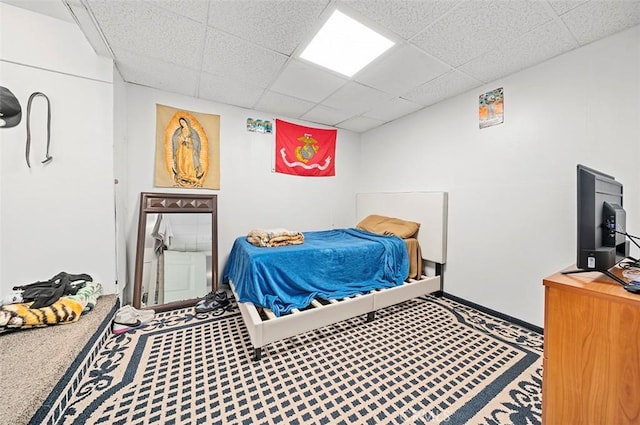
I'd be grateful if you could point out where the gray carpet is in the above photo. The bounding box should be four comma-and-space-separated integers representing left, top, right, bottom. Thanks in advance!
0, 294, 118, 425
38, 295, 543, 425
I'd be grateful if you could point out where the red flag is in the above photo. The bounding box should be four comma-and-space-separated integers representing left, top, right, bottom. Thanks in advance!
275, 119, 336, 177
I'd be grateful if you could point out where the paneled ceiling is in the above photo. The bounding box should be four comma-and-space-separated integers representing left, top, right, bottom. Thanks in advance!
8, 0, 640, 133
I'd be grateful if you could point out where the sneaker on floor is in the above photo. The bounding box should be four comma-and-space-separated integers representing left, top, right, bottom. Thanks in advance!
195, 290, 229, 313
112, 305, 155, 335
118, 304, 155, 322
112, 318, 143, 335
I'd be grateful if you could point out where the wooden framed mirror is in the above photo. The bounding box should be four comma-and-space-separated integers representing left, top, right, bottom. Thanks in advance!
133, 192, 217, 312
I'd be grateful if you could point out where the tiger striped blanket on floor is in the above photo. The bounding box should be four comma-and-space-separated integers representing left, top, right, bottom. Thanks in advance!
0, 282, 103, 332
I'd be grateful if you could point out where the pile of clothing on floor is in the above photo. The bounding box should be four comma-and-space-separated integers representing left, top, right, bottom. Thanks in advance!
0, 272, 101, 332
246, 228, 304, 247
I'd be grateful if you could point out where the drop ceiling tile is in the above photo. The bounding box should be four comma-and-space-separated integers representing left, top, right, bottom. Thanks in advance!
115, 50, 199, 96
202, 27, 288, 88
363, 97, 423, 122
547, 0, 589, 15
270, 59, 348, 103
255, 91, 315, 119
459, 20, 577, 83
147, 0, 210, 23
560, 1, 640, 45
339, 0, 457, 39
411, 0, 554, 67
208, 0, 329, 55
300, 104, 355, 127
87, 0, 206, 69
322, 81, 395, 115
355, 44, 451, 96
198, 72, 265, 109
403, 70, 482, 107
336, 115, 385, 133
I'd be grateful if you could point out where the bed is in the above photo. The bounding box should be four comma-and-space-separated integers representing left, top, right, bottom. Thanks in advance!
224, 191, 448, 360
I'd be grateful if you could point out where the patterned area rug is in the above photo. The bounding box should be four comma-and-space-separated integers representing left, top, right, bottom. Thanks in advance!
36, 296, 542, 425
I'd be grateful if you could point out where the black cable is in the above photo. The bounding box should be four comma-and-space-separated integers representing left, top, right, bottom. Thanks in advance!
615, 229, 640, 251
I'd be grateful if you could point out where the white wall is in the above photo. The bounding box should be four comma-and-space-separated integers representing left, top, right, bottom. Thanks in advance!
0, 4, 117, 295
359, 25, 640, 327
113, 70, 128, 300
123, 85, 361, 303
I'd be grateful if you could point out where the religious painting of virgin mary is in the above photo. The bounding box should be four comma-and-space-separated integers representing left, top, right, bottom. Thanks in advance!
155, 104, 220, 189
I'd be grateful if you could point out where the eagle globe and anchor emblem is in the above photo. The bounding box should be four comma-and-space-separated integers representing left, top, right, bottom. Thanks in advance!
295, 133, 319, 163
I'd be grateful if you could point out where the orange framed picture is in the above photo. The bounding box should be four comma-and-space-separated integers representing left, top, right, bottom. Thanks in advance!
155, 104, 220, 189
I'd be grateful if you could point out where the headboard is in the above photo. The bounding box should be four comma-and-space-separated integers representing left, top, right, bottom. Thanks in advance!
356, 191, 448, 264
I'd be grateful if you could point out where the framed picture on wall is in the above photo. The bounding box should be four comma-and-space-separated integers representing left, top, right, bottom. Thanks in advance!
155, 104, 220, 189
479, 88, 504, 129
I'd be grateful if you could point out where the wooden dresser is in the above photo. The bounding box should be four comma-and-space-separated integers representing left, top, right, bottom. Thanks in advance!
542, 267, 640, 425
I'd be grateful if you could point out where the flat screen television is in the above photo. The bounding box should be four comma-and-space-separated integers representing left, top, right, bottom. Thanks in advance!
564, 164, 629, 285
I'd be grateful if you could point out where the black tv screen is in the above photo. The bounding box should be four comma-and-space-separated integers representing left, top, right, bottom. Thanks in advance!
575, 164, 627, 272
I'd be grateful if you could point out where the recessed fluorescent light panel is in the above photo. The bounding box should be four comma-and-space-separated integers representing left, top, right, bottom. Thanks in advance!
300, 10, 394, 77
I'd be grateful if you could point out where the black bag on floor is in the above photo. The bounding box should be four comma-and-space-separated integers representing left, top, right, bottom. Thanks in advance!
14, 272, 92, 309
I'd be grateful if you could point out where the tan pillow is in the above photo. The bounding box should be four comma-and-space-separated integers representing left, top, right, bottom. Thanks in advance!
356, 214, 420, 238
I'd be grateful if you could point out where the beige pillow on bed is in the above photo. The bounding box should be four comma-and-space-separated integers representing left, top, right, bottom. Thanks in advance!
356, 214, 420, 238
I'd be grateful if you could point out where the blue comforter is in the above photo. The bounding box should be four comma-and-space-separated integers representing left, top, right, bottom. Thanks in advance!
222, 228, 409, 316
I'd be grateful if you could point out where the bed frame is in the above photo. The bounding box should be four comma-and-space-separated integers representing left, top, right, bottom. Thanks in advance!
229, 191, 448, 360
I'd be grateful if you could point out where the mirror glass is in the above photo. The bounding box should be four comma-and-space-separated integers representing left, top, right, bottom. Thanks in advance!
140, 213, 212, 307
133, 193, 217, 312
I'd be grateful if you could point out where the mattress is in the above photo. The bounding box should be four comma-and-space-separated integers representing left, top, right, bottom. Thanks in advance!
222, 228, 409, 316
